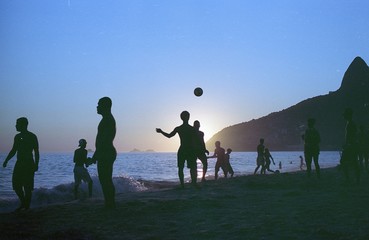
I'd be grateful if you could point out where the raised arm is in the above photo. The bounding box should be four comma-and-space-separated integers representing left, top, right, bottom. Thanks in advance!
156, 128, 177, 138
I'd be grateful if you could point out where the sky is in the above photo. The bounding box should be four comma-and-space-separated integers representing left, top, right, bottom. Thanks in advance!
1, 0, 369, 153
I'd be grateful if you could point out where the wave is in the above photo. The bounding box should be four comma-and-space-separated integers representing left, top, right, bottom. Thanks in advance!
0, 175, 147, 213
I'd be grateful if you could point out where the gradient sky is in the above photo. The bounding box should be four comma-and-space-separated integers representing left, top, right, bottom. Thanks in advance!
1, 0, 369, 153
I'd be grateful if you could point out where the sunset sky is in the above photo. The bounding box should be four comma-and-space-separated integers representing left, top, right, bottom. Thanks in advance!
1, 1, 369, 153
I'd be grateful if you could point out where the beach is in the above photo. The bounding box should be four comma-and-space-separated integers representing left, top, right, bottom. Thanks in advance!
1, 167, 369, 240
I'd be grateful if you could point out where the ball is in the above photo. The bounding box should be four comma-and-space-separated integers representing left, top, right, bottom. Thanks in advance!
194, 87, 203, 97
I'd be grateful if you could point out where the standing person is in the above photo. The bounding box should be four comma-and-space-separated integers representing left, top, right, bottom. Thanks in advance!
357, 125, 369, 172
73, 139, 93, 199
91, 97, 117, 209
341, 108, 360, 183
262, 148, 275, 174
225, 148, 234, 177
208, 141, 226, 180
299, 156, 305, 170
156, 111, 197, 188
193, 120, 209, 182
2, 117, 39, 211
254, 138, 265, 175
302, 118, 321, 178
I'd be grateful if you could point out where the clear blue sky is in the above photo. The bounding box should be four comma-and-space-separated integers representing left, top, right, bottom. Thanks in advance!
1, 0, 368, 152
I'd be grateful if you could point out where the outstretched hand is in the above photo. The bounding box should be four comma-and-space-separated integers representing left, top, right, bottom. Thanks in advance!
156, 128, 162, 133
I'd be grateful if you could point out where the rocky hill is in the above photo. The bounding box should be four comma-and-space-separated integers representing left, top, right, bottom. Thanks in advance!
206, 57, 369, 151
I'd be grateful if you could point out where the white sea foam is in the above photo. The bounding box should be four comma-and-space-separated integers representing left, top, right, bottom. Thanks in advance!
0, 175, 147, 213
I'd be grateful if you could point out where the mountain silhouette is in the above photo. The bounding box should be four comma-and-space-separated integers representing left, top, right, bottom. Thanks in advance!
206, 56, 369, 151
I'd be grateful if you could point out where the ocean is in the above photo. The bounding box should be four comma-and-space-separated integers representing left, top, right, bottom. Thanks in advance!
0, 151, 340, 212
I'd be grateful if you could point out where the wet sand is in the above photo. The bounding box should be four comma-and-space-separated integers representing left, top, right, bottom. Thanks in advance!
1, 167, 369, 240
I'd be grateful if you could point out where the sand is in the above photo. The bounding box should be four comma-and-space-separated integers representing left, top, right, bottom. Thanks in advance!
1, 167, 369, 240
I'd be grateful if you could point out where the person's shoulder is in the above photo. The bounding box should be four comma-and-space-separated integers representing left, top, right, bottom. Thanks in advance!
27, 131, 38, 138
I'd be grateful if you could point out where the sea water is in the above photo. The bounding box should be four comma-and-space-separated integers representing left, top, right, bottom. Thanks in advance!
0, 151, 340, 212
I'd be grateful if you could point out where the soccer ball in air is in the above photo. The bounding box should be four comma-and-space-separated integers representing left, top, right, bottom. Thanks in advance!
194, 87, 203, 97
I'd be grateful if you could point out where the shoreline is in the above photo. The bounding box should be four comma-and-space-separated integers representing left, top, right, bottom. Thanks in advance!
1, 166, 369, 239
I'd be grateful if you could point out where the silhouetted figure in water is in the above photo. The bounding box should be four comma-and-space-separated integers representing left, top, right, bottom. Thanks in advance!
225, 148, 234, 177
341, 108, 360, 183
193, 120, 209, 182
262, 148, 275, 174
302, 118, 321, 178
156, 111, 197, 188
73, 139, 93, 199
357, 125, 369, 172
254, 138, 265, 174
2, 117, 39, 211
208, 141, 226, 179
91, 97, 117, 209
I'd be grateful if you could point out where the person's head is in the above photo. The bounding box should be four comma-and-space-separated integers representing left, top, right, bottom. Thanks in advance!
215, 141, 221, 148
78, 139, 87, 148
180, 111, 190, 122
16, 117, 28, 132
97, 97, 112, 115
307, 118, 315, 128
259, 138, 264, 144
227, 148, 232, 154
343, 108, 353, 121
193, 120, 200, 130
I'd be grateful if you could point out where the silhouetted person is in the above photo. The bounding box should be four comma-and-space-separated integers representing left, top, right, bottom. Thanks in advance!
302, 118, 321, 178
357, 125, 369, 172
193, 120, 209, 182
254, 138, 265, 174
299, 155, 305, 170
262, 148, 275, 174
225, 148, 234, 177
2, 117, 39, 211
73, 139, 93, 199
156, 111, 197, 188
341, 108, 360, 183
91, 97, 117, 209
208, 141, 226, 180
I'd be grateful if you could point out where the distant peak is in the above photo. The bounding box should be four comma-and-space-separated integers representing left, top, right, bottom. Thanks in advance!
338, 56, 369, 93
349, 56, 368, 70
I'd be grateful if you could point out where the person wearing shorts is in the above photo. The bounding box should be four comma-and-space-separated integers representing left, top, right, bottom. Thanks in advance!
157, 111, 198, 188
209, 141, 226, 180
3, 117, 39, 211
73, 139, 93, 199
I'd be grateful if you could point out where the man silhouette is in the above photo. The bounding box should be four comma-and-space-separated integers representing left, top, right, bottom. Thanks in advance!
254, 138, 265, 175
92, 97, 117, 208
302, 118, 321, 178
341, 108, 360, 183
156, 111, 197, 188
193, 120, 209, 182
3, 117, 39, 211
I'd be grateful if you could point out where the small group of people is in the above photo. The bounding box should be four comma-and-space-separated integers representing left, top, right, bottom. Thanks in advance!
301, 107, 366, 183
3, 97, 117, 211
253, 138, 276, 175
207, 141, 234, 180
156, 111, 235, 188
